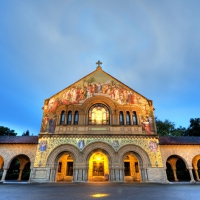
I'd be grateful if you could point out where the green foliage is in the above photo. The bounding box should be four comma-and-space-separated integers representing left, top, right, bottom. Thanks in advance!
22, 130, 30, 136
156, 118, 186, 136
0, 126, 17, 136
156, 118, 200, 136
185, 118, 200, 136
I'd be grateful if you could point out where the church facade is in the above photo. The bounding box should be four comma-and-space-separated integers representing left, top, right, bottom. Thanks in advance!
0, 62, 200, 183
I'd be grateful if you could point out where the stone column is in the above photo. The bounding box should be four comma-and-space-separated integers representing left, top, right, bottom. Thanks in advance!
116, 114, 119, 125
84, 167, 88, 181
49, 165, 57, 182
168, 159, 178, 182
1, 168, 8, 182
57, 114, 60, 125
188, 167, 195, 183
119, 168, 124, 182
64, 112, 67, 124
123, 114, 126, 125
172, 168, 178, 182
17, 168, 24, 181
74, 169, 78, 182
77, 169, 83, 181
140, 168, 144, 182
110, 168, 114, 181
71, 113, 74, 125
141, 167, 148, 182
72, 168, 76, 182
194, 168, 200, 181
130, 114, 133, 126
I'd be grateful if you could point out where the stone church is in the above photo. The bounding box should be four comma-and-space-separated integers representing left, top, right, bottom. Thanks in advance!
0, 61, 200, 183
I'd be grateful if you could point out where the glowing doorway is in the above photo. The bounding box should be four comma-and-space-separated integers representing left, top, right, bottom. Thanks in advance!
56, 154, 73, 182
88, 152, 109, 181
124, 154, 141, 181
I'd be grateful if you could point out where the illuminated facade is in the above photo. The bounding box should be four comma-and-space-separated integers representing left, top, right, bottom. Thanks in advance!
30, 61, 166, 183
0, 62, 200, 183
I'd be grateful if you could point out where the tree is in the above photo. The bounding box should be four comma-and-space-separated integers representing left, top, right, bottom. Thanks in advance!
22, 130, 30, 136
0, 126, 17, 136
156, 119, 175, 136
185, 118, 200, 136
155, 118, 185, 136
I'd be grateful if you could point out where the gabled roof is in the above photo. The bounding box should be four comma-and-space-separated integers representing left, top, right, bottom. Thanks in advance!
46, 65, 151, 102
0, 136, 38, 144
159, 136, 200, 145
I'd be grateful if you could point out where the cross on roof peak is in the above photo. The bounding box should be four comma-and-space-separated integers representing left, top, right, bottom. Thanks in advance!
96, 60, 102, 70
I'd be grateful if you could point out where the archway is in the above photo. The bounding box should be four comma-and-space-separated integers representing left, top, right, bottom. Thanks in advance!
82, 142, 115, 182
46, 144, 80, 182
56, 153, 74, 182
5, 154, 30, 181
166, 155, 190, 182
0, 155, 4, 180
88, 151, 109, 181
123, 153, 141, 182
192, 155, 200, 181
118, 144, 151, 182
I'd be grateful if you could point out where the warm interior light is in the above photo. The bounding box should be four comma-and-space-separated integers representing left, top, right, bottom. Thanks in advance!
91, 194, 109, 198
97, 156, 101, 161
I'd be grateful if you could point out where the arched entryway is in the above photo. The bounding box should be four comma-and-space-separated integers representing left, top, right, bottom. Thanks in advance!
192, 155, 200, 181
82, 142, 114, 182
56, 153, 74, 182
88, 152, 109, 181
118, 144, 151, 182
166, 155, 190, 182
46, 144, 80, 182
5, 154, 30, 181
123, 153, 141, 182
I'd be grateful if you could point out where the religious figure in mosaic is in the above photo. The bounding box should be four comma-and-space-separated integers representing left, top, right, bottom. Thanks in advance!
149, 140, 158, 153
40, 140, 47, 152
112, 140, 120, 148
78, 140, 85, 150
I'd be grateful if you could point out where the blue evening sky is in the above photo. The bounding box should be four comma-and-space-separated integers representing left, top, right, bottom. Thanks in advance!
0, 0, 200, 135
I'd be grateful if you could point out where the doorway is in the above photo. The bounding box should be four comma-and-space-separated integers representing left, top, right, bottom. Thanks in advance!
88, 152, 109, 181
56, 154, 73, 182
93, 161, 104, 176
124, 154, 141, 182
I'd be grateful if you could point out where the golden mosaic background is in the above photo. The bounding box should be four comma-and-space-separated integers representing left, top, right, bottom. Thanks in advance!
34, 136, 163, 168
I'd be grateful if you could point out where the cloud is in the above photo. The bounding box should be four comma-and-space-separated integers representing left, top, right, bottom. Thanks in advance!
0, 0, 200, 133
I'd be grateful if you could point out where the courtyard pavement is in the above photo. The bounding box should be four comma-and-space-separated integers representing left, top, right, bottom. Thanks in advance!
0, 182, 200, 200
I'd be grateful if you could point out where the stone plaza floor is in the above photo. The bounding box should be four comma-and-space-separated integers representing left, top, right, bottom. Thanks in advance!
0, 182, 200, 200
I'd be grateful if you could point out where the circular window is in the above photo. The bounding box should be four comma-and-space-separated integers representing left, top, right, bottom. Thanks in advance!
88, 104, 110, 125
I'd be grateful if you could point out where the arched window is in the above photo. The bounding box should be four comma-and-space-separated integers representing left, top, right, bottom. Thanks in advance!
126, 111, 130, 125
60, 111, 65, 125
119, 111, 124, 125
74, 111, 79, 125
88, 104, 109, 125
67, 111, 72, 125
133, 111, 138, 125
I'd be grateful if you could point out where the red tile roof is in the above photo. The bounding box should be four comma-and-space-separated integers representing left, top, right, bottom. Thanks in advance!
0, 136, 200, 145
0, 136, 38, 144
159, 136, 200, 145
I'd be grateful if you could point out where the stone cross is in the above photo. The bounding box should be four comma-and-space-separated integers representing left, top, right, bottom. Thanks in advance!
96, 60, 102, 67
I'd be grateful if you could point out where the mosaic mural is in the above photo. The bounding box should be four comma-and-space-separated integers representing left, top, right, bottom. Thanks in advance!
44, 70, 149, 111
34, 136, 163, 168
40, 70, 155, 134
40, 114, 57, 134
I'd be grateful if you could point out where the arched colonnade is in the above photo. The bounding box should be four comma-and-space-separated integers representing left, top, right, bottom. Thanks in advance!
45, 142, 151, 182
